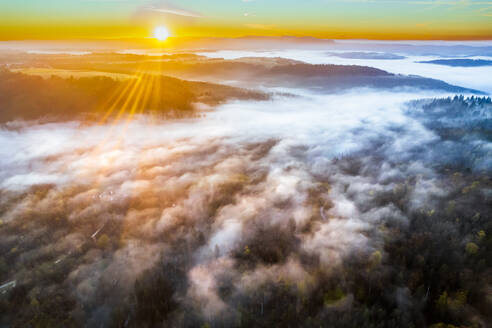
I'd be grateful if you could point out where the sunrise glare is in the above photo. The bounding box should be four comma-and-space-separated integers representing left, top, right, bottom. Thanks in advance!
154, 26, 170, 41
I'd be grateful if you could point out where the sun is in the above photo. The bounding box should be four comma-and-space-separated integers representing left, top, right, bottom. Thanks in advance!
154, 26, 170, 41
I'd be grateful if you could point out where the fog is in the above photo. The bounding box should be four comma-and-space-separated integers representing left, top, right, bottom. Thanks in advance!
0, 88, 456, 191
0, 46, 491, 327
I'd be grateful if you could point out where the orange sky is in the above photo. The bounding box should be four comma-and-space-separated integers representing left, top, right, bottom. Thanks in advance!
0, 0, 491, 40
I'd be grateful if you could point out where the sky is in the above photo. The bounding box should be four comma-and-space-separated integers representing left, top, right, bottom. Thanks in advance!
0, 0, 491, 40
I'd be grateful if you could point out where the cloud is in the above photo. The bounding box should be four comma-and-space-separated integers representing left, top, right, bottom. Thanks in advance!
142, 1, 203, 18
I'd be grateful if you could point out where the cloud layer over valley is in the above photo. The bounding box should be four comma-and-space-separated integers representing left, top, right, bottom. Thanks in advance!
0, 45, 491, 327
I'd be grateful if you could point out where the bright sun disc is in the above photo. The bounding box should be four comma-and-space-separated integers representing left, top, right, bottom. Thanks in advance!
154, 26, 169, 41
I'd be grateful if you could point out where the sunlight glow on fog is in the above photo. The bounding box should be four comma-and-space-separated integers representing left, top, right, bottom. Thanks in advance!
0, 89, 448, 189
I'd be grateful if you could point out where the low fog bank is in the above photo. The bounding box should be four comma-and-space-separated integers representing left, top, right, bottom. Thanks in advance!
1, 87, 491, 327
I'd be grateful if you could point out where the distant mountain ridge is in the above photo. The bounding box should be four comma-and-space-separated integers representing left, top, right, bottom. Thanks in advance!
418, 59, 492, 67
5, 51, 484, 94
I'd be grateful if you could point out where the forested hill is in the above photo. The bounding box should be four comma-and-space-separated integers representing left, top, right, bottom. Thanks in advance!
409, 95, 492, 117
417, 59, 492, 67
406, 96, 492, 171
407, 96, 492, 138
0, 70, 268, 123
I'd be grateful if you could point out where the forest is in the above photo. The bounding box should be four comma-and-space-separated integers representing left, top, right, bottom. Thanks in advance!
0, 69, 268, 123
0, 96, 490, 327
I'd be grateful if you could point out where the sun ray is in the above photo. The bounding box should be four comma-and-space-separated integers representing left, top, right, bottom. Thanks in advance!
99, 71, 143, 124
111, 73, 145, 123
125, 72, 152, 122
137, 73, 156, 117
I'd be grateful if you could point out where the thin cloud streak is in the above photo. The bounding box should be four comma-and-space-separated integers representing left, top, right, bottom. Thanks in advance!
142, 1, 203, 18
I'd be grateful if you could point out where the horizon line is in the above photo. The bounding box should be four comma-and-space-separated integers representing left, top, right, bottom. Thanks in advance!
1, 35, 492, 42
